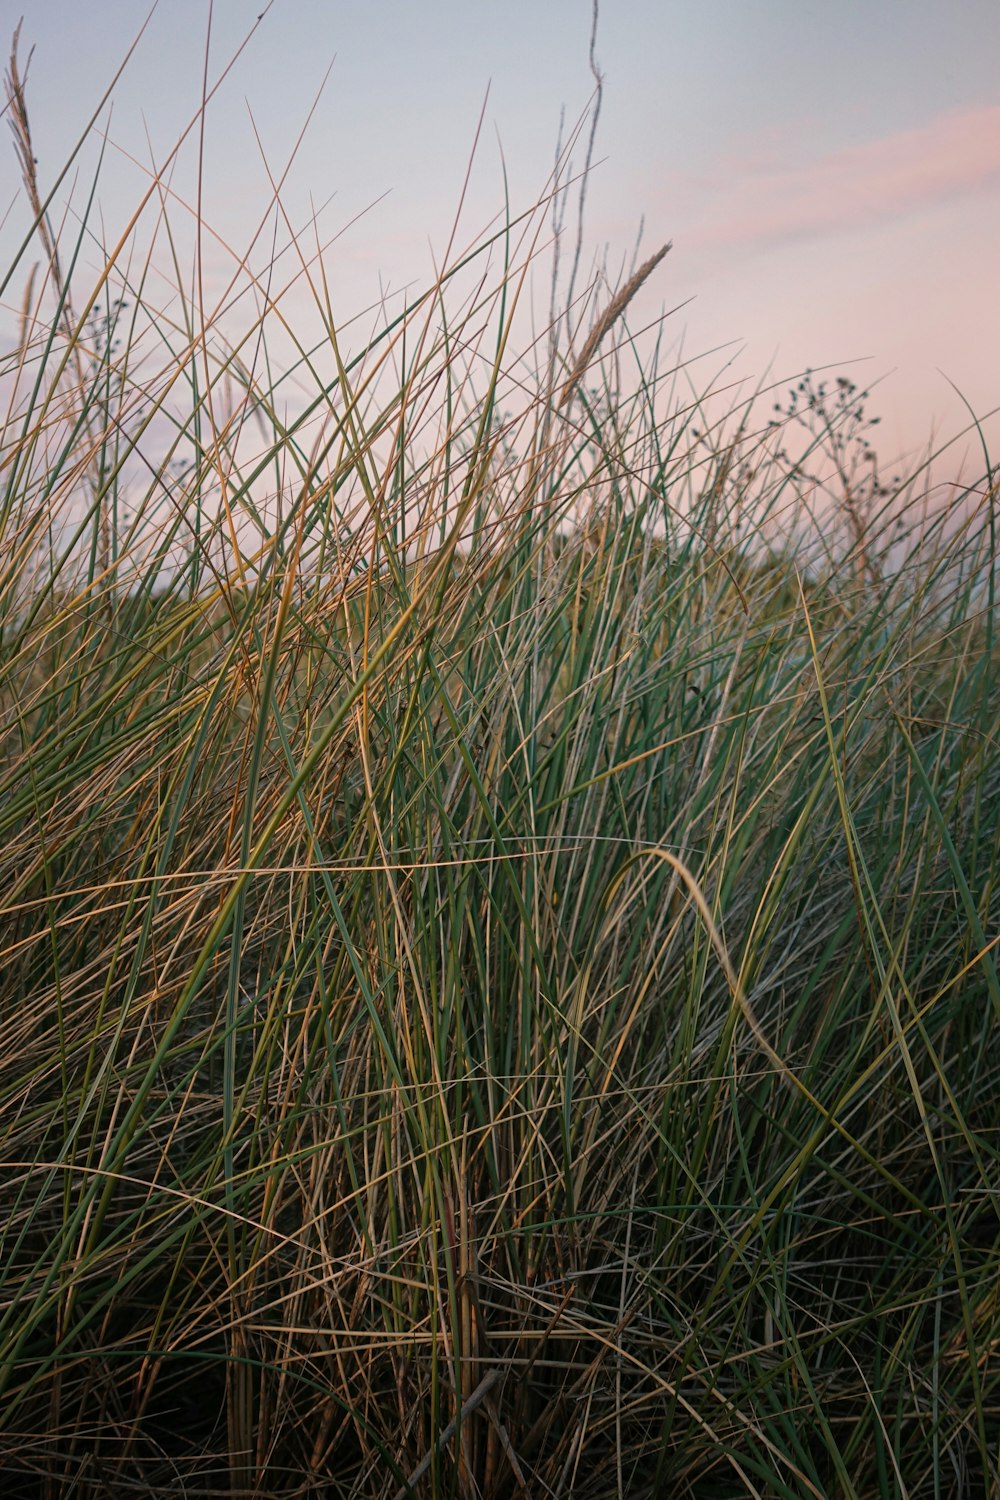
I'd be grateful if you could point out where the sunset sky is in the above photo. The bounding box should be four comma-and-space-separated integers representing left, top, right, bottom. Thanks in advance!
4, 0, 998, 475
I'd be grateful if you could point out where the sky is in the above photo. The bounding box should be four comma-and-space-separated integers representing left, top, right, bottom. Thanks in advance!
2, 0, 998, 477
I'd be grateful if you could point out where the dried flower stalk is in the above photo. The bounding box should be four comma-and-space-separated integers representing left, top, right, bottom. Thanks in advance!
558, 240, 671, 409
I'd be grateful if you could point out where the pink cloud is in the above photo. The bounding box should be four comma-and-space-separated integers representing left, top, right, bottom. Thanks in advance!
687, 105, 1000, 250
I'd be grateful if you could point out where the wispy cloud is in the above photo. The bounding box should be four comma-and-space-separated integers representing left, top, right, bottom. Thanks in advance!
687, 106, 1000, 251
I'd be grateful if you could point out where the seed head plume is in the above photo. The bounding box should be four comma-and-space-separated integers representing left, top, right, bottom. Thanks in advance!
558, 240, 671, 409
5, 24, 67, 318
6, 24, 116, 594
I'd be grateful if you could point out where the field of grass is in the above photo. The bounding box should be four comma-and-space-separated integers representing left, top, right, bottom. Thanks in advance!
1, 34, 999, 1500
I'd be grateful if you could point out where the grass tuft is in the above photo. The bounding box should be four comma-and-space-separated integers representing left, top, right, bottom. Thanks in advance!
1, 28, 998, 1500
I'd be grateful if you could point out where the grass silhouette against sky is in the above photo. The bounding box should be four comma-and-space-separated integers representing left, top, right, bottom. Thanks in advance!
4, 0, 999, 469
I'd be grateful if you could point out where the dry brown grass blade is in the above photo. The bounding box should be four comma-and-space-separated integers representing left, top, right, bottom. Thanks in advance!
391, 1369, 500, 1500
16, 260, 37, 358
557, 240, 671, 409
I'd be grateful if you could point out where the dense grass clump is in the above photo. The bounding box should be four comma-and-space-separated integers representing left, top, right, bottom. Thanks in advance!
1, 37, 999, 1500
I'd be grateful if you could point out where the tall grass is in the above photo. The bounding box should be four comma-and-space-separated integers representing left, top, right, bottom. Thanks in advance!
1, 31, 998, 1500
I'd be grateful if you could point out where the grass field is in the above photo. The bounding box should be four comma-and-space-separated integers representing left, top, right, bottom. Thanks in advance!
1, 34, 999, 1499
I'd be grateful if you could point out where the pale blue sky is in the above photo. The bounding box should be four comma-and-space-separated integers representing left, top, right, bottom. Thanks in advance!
3, 0, 999, 466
